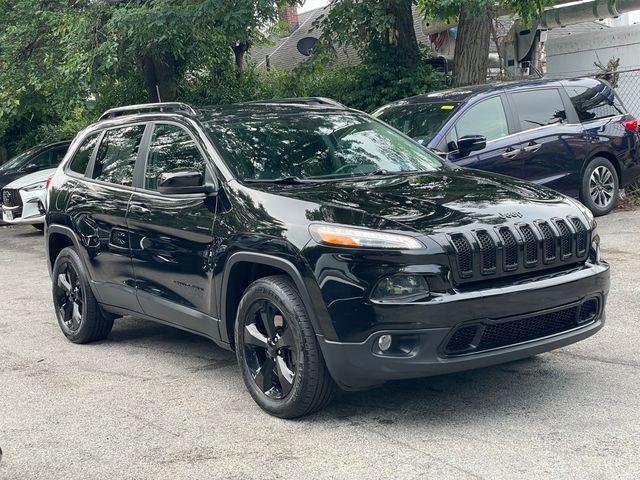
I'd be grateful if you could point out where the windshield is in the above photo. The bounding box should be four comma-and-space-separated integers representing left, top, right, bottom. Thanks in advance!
0, 148, 36, 173
374, 102, 459, 146
205, 112, 445, 181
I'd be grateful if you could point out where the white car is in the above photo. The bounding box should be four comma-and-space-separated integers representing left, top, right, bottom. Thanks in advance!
1, 168, 56, 229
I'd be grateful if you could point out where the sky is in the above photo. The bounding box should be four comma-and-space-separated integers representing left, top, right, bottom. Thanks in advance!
300, 0, 329, 13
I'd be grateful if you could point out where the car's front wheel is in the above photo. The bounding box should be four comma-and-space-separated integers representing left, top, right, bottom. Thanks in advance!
235, 275, 336, 418
581, 157, 619, 216
52, 247, 114, 343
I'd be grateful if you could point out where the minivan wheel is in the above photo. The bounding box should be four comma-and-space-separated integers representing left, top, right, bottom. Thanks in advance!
235, 275, 336, 418
581, 157, 619, 216
52, 247, 114, 343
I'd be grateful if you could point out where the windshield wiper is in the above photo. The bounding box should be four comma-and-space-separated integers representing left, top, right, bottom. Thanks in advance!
244, 176, 310, 185
364, 169, 423, 177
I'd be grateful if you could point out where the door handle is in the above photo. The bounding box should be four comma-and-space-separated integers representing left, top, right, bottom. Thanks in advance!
501, 148, 520, 159
70, 194, 86, 203
523, 142, 542, 153
129, 204, 150, 215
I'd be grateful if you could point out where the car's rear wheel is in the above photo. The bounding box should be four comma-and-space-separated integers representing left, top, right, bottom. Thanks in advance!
52, 247, 114, 343
235, 275, 336, 418
581, 157, 619, 216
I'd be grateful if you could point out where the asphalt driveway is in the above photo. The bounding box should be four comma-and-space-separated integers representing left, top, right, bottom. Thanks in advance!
1, 211, 639, 479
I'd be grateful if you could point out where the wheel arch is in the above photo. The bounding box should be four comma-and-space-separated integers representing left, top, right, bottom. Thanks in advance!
219, 252, 324, 350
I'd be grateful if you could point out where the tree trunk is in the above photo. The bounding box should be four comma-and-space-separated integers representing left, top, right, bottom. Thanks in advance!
453, 6, 492, 86
232, 43, 249, 78
141, 51, 177, 102
387, 0, 421, 67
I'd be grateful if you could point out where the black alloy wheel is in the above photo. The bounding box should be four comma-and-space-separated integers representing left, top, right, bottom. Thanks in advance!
235, 275, 336, 418
54, 261, 85, 334
51, 247, 114, 343
242, 299, 298, 399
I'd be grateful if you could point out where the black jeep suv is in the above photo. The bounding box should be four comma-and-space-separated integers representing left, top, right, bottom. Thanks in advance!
46, 100, 610, 418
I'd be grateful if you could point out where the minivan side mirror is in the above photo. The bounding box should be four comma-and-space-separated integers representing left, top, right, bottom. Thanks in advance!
457, 135, 487, 157
157, 170, 217, 195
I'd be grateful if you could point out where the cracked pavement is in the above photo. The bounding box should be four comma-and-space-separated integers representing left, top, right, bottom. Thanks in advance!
1, 210, 639, 479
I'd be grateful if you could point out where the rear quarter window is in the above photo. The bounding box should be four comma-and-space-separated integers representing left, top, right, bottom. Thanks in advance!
566, 84, 623, 122
68, 134, 99, 175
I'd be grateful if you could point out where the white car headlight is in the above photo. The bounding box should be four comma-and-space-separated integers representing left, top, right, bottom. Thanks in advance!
309, 224, 423, 249
22, 181, 46, 192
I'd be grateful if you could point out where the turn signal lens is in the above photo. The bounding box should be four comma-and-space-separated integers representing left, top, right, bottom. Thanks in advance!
309, 224, 423, 249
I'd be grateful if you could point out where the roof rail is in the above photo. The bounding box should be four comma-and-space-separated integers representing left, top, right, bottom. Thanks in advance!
98, 102, 199, 121
250, 97, 347, 108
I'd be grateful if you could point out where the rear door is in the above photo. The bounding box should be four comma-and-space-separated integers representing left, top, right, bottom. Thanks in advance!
444, 95, 525, 178
506, 88, 584, 196
65, 124, 146, 311
126, 122, 219, 338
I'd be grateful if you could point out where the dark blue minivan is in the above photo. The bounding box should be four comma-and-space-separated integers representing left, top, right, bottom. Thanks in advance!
374, 78, 640, 215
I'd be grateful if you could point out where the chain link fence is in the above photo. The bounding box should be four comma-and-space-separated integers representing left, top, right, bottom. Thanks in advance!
609, 68, 640, 118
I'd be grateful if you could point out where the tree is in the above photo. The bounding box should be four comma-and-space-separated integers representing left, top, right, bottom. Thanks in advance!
418, 0, 555, 86
315, 0, 421, 68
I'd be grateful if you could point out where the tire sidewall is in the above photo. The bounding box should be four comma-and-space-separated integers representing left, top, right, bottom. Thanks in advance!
581, 157, 619, 216
235, 279, 311, 417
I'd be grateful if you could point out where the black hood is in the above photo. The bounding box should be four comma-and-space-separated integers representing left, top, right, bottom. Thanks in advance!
238, 169, 583, 236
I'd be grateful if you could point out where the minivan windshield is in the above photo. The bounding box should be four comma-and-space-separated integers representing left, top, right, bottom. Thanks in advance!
0, 148, 36, 173
205, 112, 445, 181
374, 102, 459, 146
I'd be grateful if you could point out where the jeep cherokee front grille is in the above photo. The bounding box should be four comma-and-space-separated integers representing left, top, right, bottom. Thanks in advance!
447, 216, 590, 284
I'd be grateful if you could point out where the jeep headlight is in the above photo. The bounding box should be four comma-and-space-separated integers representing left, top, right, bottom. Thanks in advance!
371, 274, 430, 302
309, 224, 423, 250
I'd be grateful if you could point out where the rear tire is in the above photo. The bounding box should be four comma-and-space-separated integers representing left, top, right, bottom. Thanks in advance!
580, 157, 619, 216
52, 247, 114, 344
235, 275, 336, 418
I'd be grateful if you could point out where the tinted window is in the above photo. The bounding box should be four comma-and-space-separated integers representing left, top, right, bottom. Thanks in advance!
375, 103, 459, 145
511, 89, 567, 131
205, 113, 444, 180
144, 124, 207, 191
50, 146, 69, 167
69, 135, 99, 175
454, 96, 509, 144
566, 84, 623, 122
26, 150, 51, 169
92, 126, 145, 186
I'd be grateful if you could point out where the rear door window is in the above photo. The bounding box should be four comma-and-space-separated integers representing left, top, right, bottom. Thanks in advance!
565, 84, 623, 122
91, 126, 145, 186
510, 89, 567, 131
451, 96, 510, 148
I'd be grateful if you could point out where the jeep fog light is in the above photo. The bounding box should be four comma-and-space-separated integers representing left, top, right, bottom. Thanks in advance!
371, 274, 429, 302
378, 335, 393, 352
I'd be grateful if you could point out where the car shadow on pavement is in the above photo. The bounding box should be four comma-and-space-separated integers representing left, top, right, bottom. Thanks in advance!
107, 316, 573, 424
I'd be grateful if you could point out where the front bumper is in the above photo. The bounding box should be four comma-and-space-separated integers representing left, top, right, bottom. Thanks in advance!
1, 188, 47, 225
318, 262, 609, 390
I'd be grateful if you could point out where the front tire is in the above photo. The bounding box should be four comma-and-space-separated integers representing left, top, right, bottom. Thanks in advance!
235, 275, 336, 418
52, 247, 114, 344
581, 157, 619, 216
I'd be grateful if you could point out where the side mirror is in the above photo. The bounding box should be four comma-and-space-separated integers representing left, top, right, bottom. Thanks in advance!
157, 170, 217, 195
457, 135, 487, 157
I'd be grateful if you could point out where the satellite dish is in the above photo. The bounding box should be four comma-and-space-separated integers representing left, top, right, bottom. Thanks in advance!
297, 37, 318, 56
